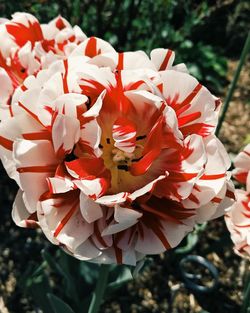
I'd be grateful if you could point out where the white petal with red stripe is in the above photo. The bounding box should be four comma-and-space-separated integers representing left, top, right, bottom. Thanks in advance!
0, 68, 13, 118
112, 116, 137, 153
135, 219, 194, 254
160, 70, 218, 137
13, 139, 57, 211
52, 113, 80, 158
150, 48, 175, 71
12, 189, 39, 228
38, 193, 93, 250
79, 119, 102, 157
80, 192, 103, 223
70, 37, 116, 58
47, 177, 75, 194
183, 135, 230, 208
102, 205, 142, 236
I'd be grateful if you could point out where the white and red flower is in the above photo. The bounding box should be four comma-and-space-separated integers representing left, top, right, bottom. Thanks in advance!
0, 13, 86, 118
225, 144, 250, 257
0, 37, 234, 265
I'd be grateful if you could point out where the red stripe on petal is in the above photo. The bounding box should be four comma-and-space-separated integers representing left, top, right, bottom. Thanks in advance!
234, 172, 248, 184
152, 225, 171, 249
211, 197, 222, 203
94, 223, 109, 248
112, 116, 137, 153
6, 20, 43, 48
141, 204, 183, 224
9, 102, 14, 117
242, 201, 250, 212
238, 244, 249, 253
22, 131, 51, 141
159, 49, 173, 71
55, 17, 66, 30
21, 84, 27, 91
54, 200, 79, 237
188, 193, 200, 204
130, 117, 163, 176
176, 103, 191, 117
126, 80, 145, 91
62, 59, 69, 93
25, 212, 39, 228
226, 189, 235, 200
180, 122, 213, 137
200, 173, 226, 180
85, 37, 98, 57
243, 151, 250, 157
143, 217, 171, 250
0, 136, 13, 151
176, 83, 202, 111
235, 223, 250, 228
117, 53, 124, 70
25, 220, 39, 228
167, 172, 198, 182
17, 165, 56, 173
18, 101, 43, 125
157, 83, 163, 93
130, 150, 158, 176
66, 157, 108, 179
178, 111, 201, 127
180, 83, 202, 107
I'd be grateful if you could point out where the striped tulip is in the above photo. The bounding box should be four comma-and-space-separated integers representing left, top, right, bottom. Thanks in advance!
0, 37, 234, 265
0, 13, 86, 118
225, 144, 250, 257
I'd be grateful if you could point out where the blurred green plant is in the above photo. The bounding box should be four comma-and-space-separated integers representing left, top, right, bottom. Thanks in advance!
241, 267, 250, 313
20, 248, 134, 313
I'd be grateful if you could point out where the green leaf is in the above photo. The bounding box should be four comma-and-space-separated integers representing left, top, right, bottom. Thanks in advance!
47, 293, 75, 313
175, 233, 198, 254
80, 262, 100, 286
20, 262, 54, 313
42, 249, 66, 278
106, 266, 133, 295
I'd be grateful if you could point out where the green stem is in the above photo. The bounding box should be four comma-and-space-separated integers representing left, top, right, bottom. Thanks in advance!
216, 31, 250, 136
87, 264, 110, 313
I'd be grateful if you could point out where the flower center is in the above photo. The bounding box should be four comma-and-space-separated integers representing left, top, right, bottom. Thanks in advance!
99, 133, 147, 194
112, 148, 134, 164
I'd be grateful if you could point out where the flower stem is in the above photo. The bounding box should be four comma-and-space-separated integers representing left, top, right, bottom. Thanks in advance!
216, 31, 250, 136
87, 264, 110, 313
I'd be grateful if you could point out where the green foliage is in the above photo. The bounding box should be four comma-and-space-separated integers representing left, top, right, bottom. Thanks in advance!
19, 261, 54, 313
0, 0, 233, 92
175, 223, 207, 254
20, 248, 133, 313
47, 293, 75, 313
241, 271, 250, 313
106, 265, 133, 296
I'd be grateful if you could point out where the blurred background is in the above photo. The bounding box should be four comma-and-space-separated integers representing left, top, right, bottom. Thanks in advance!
0, 1, 249, 312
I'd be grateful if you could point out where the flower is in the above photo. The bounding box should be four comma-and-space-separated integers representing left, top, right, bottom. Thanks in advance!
0, 13, 86, 118
225, 144, 250, 257
0, 37, 234, 265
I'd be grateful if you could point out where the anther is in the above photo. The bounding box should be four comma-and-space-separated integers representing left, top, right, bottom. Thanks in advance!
117, 165, 129, 171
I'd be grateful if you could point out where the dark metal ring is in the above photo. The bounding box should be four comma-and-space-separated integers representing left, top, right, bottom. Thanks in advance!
179, 255, 219, 294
